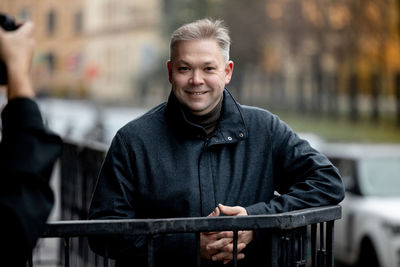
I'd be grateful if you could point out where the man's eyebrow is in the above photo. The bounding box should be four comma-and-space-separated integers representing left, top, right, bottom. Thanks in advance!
176, 60, 190, 65
203, 61, 217, 65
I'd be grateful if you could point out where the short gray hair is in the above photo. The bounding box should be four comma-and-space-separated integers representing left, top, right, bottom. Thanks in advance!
170, 18, 231, 62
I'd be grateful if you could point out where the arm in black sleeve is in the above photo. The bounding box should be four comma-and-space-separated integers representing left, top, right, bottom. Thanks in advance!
88, 133, 197, 265
244, 115, 344, 246
246, 114, 345, 215
0, 98, 62, 265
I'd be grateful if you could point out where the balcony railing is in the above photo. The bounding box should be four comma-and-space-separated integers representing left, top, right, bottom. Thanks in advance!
30, 205, 341, 267
27, 141, 341, 267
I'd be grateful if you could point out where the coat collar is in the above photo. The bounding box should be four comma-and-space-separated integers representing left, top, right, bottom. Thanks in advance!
165, 88, 248, 145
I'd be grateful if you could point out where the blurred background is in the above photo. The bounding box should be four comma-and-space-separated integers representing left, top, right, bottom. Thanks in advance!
1, 0, 400, 145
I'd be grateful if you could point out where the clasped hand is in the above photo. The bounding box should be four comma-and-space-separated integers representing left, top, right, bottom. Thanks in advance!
200, 204, 254, 264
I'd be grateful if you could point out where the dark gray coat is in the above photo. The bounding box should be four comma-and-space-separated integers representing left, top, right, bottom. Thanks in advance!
89, 89, 344, 266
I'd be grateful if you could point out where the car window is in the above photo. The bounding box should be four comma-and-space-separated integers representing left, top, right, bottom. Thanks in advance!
358, 157, 400, 197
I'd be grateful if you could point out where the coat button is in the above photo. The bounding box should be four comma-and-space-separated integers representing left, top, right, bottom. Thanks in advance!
227, 136, 232, 141
239, 133, 244, 138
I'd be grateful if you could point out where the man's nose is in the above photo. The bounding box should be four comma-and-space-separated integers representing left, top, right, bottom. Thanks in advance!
189, 70, 204, 85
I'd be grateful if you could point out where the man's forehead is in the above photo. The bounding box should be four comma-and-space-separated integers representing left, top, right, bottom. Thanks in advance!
171, 40, 224, 63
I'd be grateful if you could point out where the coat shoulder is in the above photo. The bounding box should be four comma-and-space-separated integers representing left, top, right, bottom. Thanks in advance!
240, 104, 280, 126
116, 102, 167, 139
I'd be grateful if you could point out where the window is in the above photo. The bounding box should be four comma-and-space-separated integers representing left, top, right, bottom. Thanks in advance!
74, 10, 83, 34
19, 8, 31, 21
47, 9, 56, 35
47, 52, 56, 73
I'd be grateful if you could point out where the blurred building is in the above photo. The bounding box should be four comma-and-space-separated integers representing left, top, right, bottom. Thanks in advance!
0, 0, 163, 104
0, 0, 86, 97
84, 0, 162, 104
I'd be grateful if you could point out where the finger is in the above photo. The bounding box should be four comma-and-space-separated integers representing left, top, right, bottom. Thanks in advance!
208, 239, 247, 253
17, 21, 34, 36
202, 230, 234, 238
237, 230, 254, 245
207, 237, 232, 251
207, 207, 220, 217
215, 231, 234, 239
14, 17, 25, 27
218, 242, 247, 253
202, 229, 232, 237
211, 251, 245, 262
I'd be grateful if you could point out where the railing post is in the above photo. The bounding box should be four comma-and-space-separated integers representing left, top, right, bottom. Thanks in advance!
64, 237, 70, 267
294, 227, 307, 267
311, 224, 317, 267
269, 231, 280, 267
147, 235, 154, 267
281, 233, 290, 267
318, 222, 326, 267
233, 230, 238, 267
299, 227, 308, 267
326, 221, 335, 267
291, 231, 297, 266
196, 232, 201, 267
103, 242, 109, 267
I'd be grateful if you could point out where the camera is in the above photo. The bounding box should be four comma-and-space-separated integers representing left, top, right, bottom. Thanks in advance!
0, 13, 20, 85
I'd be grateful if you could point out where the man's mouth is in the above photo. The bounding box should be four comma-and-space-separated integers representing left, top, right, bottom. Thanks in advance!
187, 91, 207, 95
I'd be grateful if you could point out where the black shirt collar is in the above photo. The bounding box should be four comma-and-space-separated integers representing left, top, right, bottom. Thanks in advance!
165, 89, 247, 144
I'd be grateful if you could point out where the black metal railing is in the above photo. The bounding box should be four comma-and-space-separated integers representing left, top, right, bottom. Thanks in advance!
27, 141, 341, 266
31, 205, 341, 267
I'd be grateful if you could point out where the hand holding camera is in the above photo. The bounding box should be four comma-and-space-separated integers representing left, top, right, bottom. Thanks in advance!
0, 13, 35, 100
0, 14, 19, 85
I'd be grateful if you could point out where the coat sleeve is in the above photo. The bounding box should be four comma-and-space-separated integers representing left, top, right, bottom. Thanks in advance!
0, 98, 62, 264
245, 114, 345, 215
88, 132, 197, 265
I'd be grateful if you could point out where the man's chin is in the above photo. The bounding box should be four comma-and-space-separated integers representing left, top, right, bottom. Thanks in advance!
186, 105, 209, 116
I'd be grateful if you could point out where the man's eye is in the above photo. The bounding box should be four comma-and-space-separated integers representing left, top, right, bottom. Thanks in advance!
205, 67, 215, 71
178, 67, 190, 71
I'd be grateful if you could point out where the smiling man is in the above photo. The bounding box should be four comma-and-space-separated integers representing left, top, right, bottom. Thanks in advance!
88, 19, 344, 267
167, 38, 233, 116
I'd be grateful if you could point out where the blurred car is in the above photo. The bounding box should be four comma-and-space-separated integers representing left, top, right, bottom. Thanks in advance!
321, 143, 400, 267
36, 98, 146, 145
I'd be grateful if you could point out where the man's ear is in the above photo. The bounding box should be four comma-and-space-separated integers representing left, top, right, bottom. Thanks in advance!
225, 61, 234, 85
167, 60, 173, 83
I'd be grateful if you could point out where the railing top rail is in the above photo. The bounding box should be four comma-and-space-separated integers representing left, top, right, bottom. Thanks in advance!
42, 205, 341, 237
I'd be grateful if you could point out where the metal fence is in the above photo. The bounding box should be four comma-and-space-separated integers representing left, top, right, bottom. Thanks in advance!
35, 205, 341, 267
29, 141, 341, 267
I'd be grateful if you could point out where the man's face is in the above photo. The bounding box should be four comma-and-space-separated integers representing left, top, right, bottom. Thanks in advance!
167, 39, 233, 116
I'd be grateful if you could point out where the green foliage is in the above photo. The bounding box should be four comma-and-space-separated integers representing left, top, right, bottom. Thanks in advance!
279, 112, 400, 143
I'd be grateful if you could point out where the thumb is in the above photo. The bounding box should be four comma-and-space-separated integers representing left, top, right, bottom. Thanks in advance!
217, 204, 243, 216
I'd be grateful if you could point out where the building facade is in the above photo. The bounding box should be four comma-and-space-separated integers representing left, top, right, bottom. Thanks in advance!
0, 0, 163, 104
